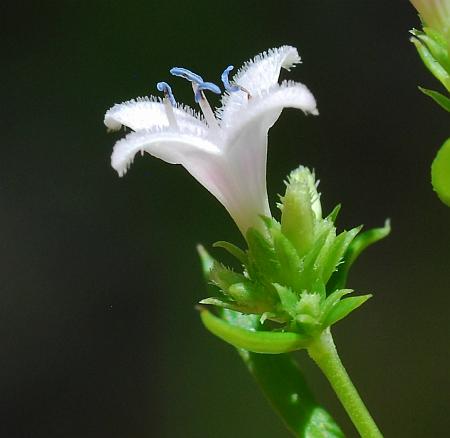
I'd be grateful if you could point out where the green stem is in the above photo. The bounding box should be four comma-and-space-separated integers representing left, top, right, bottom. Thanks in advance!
307, 329, 383, 438
240, 352, 344, 437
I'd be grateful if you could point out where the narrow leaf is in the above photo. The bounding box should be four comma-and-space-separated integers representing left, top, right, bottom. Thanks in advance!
320, 289, 353, 321
213, 240, 248, 265
200, 309, 310, 353
323, 295, 372, 327
419, 87, 450, 112
327, 220, 390, 291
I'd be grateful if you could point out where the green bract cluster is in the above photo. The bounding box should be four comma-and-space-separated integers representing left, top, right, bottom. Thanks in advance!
410, 26, 450, 111
410, 22, 450, 207
200, 167, 390, 343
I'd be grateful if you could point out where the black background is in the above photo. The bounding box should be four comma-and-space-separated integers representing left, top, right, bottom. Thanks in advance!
1, 1, 449, 437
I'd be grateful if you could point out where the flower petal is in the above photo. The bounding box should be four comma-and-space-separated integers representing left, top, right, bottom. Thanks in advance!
218, 46, 301, 126
226, 80, 318, 146
111, 125, 270, 235
111, 125, 218, 176
215, 81, 318, 233
104, 96, 205, 131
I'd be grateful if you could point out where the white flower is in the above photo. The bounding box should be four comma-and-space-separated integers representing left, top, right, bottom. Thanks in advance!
104, 46, 318, 235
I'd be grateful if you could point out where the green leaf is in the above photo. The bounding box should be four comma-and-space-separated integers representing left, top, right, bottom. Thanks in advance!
411, 35, 450, 92
419, 87, 450, 112
432, 138, 450, 207
220, 309, 344, 437
213, 241, 248, 265
327, 220, 390, 291
200, 309, 310, 353
323, 295, 372, 327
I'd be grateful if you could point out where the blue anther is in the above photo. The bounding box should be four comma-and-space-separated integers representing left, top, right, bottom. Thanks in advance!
157, 81, 176, 106
194, 81, 221, 103
170, 67, 204, 84
221, 65, 240, 92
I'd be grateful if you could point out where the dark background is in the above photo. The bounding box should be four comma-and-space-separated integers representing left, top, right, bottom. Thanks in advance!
1, 1, 449, 437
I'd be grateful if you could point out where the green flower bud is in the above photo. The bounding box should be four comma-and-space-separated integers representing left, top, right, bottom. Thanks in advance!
280, 166, 321, 257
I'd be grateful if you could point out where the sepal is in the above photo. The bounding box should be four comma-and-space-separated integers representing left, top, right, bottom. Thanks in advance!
200, 308, 311, 354
322, 294, 372, 327
410, 28, 450, 92
328, 220, 390, 291
419, 86, 450, 111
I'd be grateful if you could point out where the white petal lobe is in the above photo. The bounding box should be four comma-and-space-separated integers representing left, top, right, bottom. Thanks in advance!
218, 46, 302, 125
226, 81, 318, 145
104, 96, 206, 131
111, 127, 220, 176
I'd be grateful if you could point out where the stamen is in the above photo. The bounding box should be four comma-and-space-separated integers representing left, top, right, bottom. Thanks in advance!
170, 67, 204, 84
194, 81, 221, 103
221, 66, 240, 92
192, 83, 219, 131
156, 81, 178, 128
156, 81, 176, 106
221, 65, 252, 99
169, 66, 221, 131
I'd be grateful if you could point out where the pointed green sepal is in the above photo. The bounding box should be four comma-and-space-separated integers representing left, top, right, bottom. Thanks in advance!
320, 226, 361, 285
326, 204, 341, 223
419, 87, 450, 112
209, 261, 246, 291
411, 34, 450, 91
432, 137, 450, 206
320, 289, 353, 320
200, 309, 311, 353
415, 28, 450, 73
213, 241, 248, 265
328, 220, 391, 291
196, 244, 214, 278
246, 227, 280, 282
272, 229, 302, 288
323, 294, 372, 327
199, 297, 242, 311
273, 283, 298, 319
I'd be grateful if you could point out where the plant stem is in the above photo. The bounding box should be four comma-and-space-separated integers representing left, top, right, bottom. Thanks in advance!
307, 329, 383, 438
